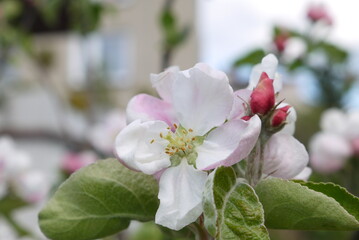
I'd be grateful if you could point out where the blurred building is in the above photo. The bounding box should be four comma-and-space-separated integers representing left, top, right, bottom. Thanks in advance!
19, 0, 198, 107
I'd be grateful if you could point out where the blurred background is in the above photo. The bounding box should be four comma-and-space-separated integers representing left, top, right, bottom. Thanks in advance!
0, 0, 358, 239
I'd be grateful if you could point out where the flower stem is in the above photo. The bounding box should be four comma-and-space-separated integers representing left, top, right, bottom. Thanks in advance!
189, 216, 212, 240
246, 131, 270, 186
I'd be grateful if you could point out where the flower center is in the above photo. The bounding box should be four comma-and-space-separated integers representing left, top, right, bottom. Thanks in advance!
157, 124, 204, 167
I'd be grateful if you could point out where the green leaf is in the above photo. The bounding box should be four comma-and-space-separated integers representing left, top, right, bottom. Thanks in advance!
316, 42, 348, 63
232, 49, 266, 68
39, 158, 159, 240
203, 166, 269, 240
255, 178, 359, 231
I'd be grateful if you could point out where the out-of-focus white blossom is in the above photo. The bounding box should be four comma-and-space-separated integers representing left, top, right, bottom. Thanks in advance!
12, 170, 49, 203
0, 136, 48, 203
309, 108, 359, 173
89, 111, 126, 154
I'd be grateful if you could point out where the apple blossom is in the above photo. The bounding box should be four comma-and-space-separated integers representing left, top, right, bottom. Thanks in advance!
309, 132, 352, 173
115, 63, 261, 230
0, 136, 48, 203
309, 108, 359, 173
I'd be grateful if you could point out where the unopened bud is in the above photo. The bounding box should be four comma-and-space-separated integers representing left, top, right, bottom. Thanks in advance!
271, 105, 291, 127
274, 31, 290, 53
307, 5, 333, 25
250, 72, 275, 115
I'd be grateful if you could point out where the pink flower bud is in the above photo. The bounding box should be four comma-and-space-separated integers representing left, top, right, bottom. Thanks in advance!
271, 105, 291, 127
250, 72, 275, 115
307, 5, 333, 25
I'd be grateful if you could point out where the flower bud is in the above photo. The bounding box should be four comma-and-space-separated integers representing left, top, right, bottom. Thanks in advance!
307, 5, 333, 25
271, 105, 291, 127
250, 72, 275, 115
273, 30, 290, 53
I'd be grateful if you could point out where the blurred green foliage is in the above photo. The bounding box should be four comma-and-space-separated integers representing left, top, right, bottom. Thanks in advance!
159, 0, 190, 69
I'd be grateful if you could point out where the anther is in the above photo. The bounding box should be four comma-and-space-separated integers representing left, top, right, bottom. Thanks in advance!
160, 133, 163, 138
173, 123, 178, 129
150, 139, 155, 144
189, 129, 193, 132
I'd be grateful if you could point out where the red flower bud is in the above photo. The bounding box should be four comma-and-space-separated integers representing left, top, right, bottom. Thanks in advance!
250, 72, 275, 115
307, 5, 333, 25
271, 105, 291, 127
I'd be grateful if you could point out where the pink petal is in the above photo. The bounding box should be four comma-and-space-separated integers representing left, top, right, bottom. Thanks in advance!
126, 94, 176, 126
228, 89, 252, 120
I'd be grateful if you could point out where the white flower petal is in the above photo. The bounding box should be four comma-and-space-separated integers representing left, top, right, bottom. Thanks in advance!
293, 167, 312, 181
115, 120, 171, 175
173, 66, 233, 136
263, 134, 309, 179
193, 63, 228, 81
150, 66, 180, 103
309, 132, 352, 173
282, 37, 307, 63
228, 89, 252, 120
320, 108, 347, 135
126, 94, 176, 126
155, 161, 207, 230
248, 54, 281, 93
196, 116, 261, 170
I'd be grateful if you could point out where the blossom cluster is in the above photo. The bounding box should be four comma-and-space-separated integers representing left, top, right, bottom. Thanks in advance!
309, 108, 359, 173
0, 137, 48, 203
114, 54, 310, 230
